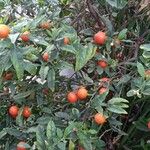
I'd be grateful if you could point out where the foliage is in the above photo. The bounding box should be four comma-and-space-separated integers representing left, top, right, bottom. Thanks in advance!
0, 0, 150, 149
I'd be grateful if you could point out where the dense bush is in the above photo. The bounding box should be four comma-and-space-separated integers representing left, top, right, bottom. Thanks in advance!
0, 0, 150, 149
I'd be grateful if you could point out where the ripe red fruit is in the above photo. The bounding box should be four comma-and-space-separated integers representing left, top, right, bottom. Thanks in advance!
78, 146, 84, 150
17, 141, 26, 150
99, 87, 107, 94
23, 106, 31, 118
43, 88, 49, 95
64, 37, 70, 45
147, 121, 150, 129
93, 31, 107, 45
40, 22, 51, 29
3, 72, 13, 80
97, 60, 108, 69
76, 87, 88, 100
42, 52, 49, 62
9, 105, 19, 118
100, 77, 110, 82
20, 31, 30, 42
94, 113, 106, 125
67, 92, 78, 103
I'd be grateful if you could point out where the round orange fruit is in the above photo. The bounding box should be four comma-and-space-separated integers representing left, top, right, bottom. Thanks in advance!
100, 77, 110, 82
40, 22, 51, 29
97, 60, 108, 69
23, 106, 31, 118
67, 92, 78, 103
93, 31, 107, 45
0, 24, 10, 39
9, 105, 19, 118
94, 113, 106, 125
99, 87, 107, 94
76, 87, 88, 100
20, 31, 30, 42
17, 141, 26, 150
42, 52, 49, 62
147, 121, 150, 129
3, 72, 13, 80
64, 37, 70, 45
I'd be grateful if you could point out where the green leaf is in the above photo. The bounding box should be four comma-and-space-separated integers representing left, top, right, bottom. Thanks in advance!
64, 122, 80, 137
57, 128, 63, 139
31, 36, 50, 46
88, 129, 97, 134
9, 33, 20, 44
118, 28, 128, 40
140, 44, 150, 51
77, 132, 92, 150
16, 108, 23, 127
0, 129, 7, 139
36, 125, 47, 150
72, 108, 80, 118
46, 120, 56, 141
137, 62, 145, 78
108, 98, 129, 104
6, 128, 23, 138
106, 0, 127, 9
13, 90, 33, 100
12, 20, 28, 32
107, 105, 128, 114
39, 66, 49, 81
47, 68, 55, 92
11, 49, 24, 80
135, 118, 149, 132
68, 140, 75, 150
92, 95, 108, 113
24, 61, 37, 75
62, 45, 76, 54
57, 141, 67, 150
117, 75, 131, 85
55, 112, 70, 120
142, 88, 150, 95
0, 49, 11, 77
101, 16, 114, 35
75, 43, 97, 71
142, 51, 150, 59
107, 98, 129, 114
127, 89, 139, 97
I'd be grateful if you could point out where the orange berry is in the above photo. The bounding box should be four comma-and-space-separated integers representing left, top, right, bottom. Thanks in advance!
3, 72, 13, 80
43, 88, 49, 95
9, 105, 19, 118
17, 141, 26, 150
93, 31, 107, 45
40, 22, 51, 29
20, 31, 30, 42
100, 77, 110, 82
99, 87, 107, 94
78, 146, 84, 150
23, 106, 31, 118
0, 24, 10, 39
97, 60, 108, 69
67, 92, 78, 103
76, 87, 88, 100
42, 52, 49, 62
147, 121, 150, 129
64, 37, 70, 45
145, 70, 150, 79
94, 113, 106, 125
